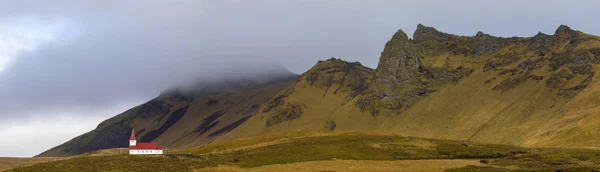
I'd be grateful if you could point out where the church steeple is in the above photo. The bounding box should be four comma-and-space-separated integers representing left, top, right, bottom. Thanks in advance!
129, 129, 136, 146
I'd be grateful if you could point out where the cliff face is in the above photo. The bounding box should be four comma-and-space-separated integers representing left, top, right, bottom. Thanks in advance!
375, 28, 420, 87
358, 26, 474, 116
365, 24, 600, 147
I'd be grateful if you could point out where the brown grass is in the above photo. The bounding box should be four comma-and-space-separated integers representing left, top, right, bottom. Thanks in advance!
0, 157, 65, 171
193, 159, 484, 172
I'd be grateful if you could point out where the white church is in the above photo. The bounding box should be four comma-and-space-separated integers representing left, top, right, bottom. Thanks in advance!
129, 129, 163, 155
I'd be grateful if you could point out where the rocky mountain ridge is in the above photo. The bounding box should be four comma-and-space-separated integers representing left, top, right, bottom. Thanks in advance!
39, 24, 600, 157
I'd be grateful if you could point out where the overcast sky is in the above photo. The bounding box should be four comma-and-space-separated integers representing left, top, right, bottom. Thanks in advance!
0, 0, 599, 157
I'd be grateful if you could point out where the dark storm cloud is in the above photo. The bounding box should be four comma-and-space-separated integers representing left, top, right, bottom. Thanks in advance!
1, 0, 600, 122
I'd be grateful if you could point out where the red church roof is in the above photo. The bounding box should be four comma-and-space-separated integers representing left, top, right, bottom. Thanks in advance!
130, 129, 136, 140
130, 143, 163, 150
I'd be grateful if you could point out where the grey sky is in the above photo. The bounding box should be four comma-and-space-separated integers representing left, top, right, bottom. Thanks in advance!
0, 0, 599, 157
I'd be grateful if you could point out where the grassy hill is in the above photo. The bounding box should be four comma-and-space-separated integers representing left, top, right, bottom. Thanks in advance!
10, 131, 600, 171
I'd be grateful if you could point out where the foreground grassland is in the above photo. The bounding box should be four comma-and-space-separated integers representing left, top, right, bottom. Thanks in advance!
195, 159, 485, 172
0, 157, 66, 172
9, 131, 600, 171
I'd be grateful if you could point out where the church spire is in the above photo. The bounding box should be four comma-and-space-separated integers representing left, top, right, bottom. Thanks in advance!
130, 129, 136, 140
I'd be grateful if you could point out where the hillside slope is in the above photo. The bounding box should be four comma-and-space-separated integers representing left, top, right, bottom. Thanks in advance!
220, 24, 600, 149
37, 71, 297, 157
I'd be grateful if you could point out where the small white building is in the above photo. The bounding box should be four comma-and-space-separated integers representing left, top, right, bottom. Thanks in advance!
129, 129, 163, 155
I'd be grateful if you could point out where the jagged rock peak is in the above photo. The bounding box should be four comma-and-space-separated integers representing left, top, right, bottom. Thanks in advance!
391, 28, 409, 41
532, 31, 551, 40
323, 57, 342, 62
528, 31, 552, 50
473, 31, 497, 40
555, 25, 575, 35
536, 31, 548, 36
416, 23, 429, 31
317, 57, 357, 65
314, 57, 369, 70
413, 24, 456, 42
475, 31, 485, 37
376, 26, 421, 89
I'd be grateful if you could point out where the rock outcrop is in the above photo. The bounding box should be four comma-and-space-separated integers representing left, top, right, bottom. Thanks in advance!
374, 29, 421, 94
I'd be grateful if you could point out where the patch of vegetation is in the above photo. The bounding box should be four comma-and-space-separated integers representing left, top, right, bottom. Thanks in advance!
238, 104, 260, 116
484, 77, 497, 84
445, 165, 508, 172
303, 58, 372, 98
206, 99, 218, 105
419, 66, 474, 84
548, 50, 600, 71
493, 71, 548, 92
332, 62, 372, 98
261, 95, 286, 113
261, 86, 295, 113
479, 159, 490, 164
485, 56, 546, 91
204, 134, 526, 168
355, 92, 382, 116
175, 130, 336, 155
529, 75, 544, 81
306, 70, 321, 85
569, 64, 592, 75
194, 110, 226, 134
265, 103, 305, 127
140, 105, 189, 142
208, 115, 252, 137
546, 69, 576, 89
136, 99, 172, 120
483, 52, 521, 72
357, 66, 472, 116
493, 75, 528, 91
9, 155, 217, 172
517, 58, 545, 71
447, 148, 600, 171
557, 73, 594, 99
324, 120, 337, 130
413, 24, 521, 57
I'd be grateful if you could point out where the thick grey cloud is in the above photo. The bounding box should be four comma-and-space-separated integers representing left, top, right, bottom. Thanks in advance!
0, 0, 600, 156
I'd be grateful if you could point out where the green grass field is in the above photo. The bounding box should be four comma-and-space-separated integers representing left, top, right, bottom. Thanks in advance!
9, 131, 600, 172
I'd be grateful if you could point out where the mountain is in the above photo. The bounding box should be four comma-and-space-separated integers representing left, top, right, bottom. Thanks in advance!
37, 68, 297, 157
39, 24, 600, 157
218, 24, 600, 148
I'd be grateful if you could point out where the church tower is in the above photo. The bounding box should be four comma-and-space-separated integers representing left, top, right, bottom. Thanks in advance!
129, 129, 136, 146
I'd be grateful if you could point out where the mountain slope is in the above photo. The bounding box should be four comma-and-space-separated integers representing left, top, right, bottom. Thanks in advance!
220, 24, 600, 149
370, 24, 600, 147
40, 24, 600, 157
216, 58, 374, 140
37, 71, 297, 157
